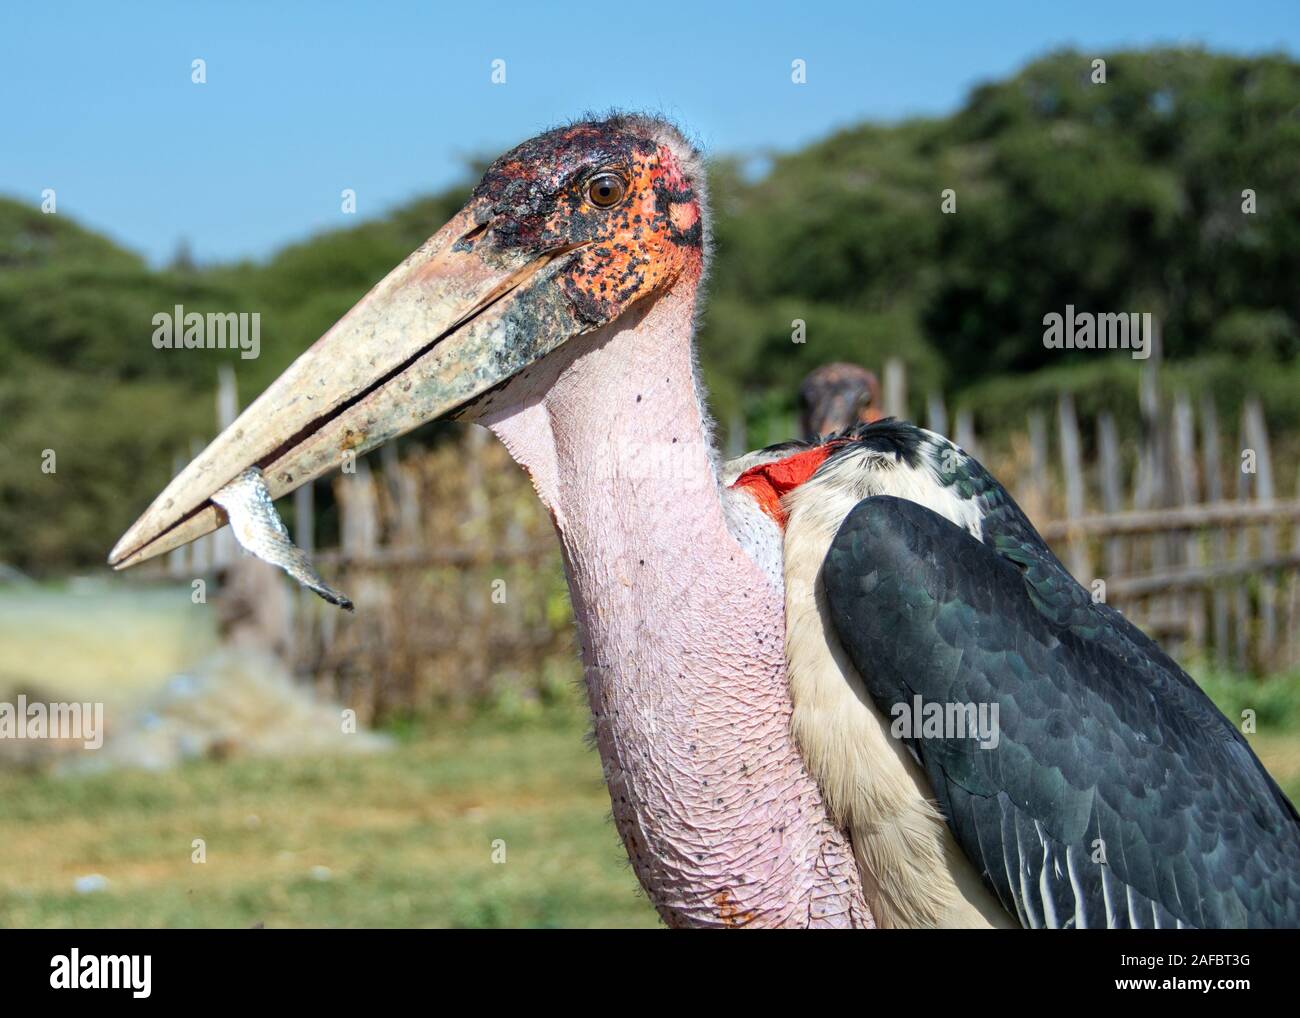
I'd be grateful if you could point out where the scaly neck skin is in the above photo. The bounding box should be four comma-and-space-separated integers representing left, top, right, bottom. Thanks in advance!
478, 273, 871, 927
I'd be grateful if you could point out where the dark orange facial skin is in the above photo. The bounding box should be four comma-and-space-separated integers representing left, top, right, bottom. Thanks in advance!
470, 119, 704, 327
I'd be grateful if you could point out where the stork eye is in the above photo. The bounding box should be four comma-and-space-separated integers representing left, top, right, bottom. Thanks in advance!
586, 173, 627, 209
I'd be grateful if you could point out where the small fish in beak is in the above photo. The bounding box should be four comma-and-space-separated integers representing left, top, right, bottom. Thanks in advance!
211, 468, 353, 611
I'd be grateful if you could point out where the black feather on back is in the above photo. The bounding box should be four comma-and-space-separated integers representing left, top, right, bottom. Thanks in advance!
829, 418, 925, 469
821, 452, 1300, 928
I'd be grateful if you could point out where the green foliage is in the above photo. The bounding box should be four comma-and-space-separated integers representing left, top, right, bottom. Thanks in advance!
0, 197, 141, 272
922, 48, 1300, 375
3, 48, 1299, 572
1190, 668, 1300, 732
0, 362, 209, 568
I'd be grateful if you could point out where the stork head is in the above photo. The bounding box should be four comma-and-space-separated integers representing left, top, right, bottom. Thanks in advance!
799, 362, 882, 440
109, 114, 708, 568
470, 116, 706, 318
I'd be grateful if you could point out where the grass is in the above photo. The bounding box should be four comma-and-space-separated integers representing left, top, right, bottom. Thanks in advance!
0, 708, 660, 928
1, 581, 1298, 928
1187, 667, 1300, 802
2, 679, 1296, 928
0, 578, 658, 927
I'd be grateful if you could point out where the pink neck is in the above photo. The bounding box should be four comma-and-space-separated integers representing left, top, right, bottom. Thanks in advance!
480, 276, 870, 927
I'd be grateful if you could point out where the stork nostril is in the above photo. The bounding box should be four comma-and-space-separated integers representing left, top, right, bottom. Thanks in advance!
453, 222, 490, 252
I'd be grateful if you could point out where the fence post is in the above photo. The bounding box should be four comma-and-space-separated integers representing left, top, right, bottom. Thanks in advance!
167, 451, 190, 579
926, 392, 948, 438
1172, 392, 1203, 657
1096, 412, 1124, 580
340, 461, 379, 556
1139, 321, 1178, 637
1233, 408, 1253, 672
213, 368, 239, 569
1026, 410, 1050, 525
883, 358, 907, 421
954, 409, 978, 459
1245, 398, 1277, 669
1290, 467, 1300, 669
292, 479, 316, 666
1200, 396, 1229, 668
189, 437, 211, 574
726, 408, 747, 459
463, 426, 492, 696
1057, 394, 1090, 583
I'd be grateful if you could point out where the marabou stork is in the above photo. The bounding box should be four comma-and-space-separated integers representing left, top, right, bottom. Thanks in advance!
110, 115, 1300, 929
798, 362, 884, 440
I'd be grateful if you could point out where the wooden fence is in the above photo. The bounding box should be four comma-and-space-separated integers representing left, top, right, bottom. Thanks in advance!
293, 430, 571, 720
161, 353, 1298, 718
884, 345, 1299, 674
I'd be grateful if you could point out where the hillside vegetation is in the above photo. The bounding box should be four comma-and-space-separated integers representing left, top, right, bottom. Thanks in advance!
3, 48, 1298, 573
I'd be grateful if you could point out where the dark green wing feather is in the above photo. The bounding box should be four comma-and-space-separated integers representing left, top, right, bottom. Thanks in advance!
822, 491, 1300, 929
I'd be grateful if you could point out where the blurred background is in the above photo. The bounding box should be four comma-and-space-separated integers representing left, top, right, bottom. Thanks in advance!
1, 1, 1298, 927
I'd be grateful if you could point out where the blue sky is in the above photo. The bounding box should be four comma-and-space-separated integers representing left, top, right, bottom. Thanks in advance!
2, 1, 1296, 265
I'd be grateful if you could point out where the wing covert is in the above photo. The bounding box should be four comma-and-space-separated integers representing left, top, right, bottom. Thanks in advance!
822, 494, 1300, 928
